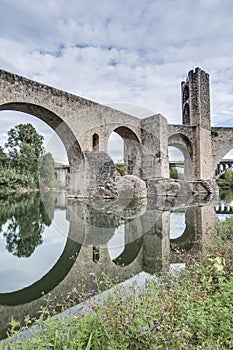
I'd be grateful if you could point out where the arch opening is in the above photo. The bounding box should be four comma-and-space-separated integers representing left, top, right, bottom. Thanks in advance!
107, 126, 141, 177
182, 103, 190, 125
168, 133, 193, 181
0, 103, 84, 194
215, 149, 233, 183
168, 146, 184, 180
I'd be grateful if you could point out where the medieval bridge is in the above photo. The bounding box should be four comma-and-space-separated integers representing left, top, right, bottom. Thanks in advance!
0, 67, 233, 196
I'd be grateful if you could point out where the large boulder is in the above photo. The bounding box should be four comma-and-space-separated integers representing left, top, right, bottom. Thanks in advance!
116, 175, 147, 199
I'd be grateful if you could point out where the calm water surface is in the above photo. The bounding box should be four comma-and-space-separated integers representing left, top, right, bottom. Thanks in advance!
0, 189, 232, 339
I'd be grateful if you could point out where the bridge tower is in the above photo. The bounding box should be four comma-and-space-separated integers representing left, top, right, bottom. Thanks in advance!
181, 67, 214, 180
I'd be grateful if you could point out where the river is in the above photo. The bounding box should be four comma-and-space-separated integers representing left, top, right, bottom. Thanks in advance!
0, 189, 232, 339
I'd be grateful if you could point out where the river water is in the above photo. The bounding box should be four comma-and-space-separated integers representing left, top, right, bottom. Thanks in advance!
0, 189, 232, 339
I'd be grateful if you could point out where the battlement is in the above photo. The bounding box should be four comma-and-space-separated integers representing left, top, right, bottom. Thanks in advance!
181, 67, 210, 129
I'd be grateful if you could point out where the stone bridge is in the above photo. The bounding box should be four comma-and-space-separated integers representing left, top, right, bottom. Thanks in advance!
0, 67, 232, 196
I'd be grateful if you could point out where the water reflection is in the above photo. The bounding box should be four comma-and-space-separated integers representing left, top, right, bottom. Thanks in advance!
0, 193, 55, 257
0, 190, 231, 339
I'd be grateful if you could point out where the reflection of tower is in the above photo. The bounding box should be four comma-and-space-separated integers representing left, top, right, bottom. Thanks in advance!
181, 67, 213, 180
142, 211, 170, 273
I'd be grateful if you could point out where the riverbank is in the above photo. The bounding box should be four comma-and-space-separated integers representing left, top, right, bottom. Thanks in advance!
2, 216, 233, 349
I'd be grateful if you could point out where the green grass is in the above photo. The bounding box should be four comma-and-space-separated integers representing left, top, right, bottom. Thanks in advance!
2, 217, 233, 349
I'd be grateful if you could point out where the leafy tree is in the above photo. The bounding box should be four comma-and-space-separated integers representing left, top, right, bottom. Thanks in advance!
40, 152, 56, 187
0, 146, 7, 167
115, 163, 127, 176
224, 169, 233, 183
170, 166, 179, 179
5, 123, 44, 179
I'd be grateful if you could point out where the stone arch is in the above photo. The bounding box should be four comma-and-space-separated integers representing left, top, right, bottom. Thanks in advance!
112, 238, 143, 266
168, 133, 193, 180
0, 102, 84, 194
92, 133, 99, 151
108, 126, 142, 177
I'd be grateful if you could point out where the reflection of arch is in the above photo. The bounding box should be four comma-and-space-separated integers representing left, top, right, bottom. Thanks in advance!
92, 133, 99, 151
168, 133, 193, 180
170, 207, 200, 254
0, 238, 81, 306
113, 237, 143, 266
108, 126, 142, 176
182, 103, 190, 124
0, 103, 84, 175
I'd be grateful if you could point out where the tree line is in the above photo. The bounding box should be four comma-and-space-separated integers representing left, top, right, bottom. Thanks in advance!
0, 123, 57, 194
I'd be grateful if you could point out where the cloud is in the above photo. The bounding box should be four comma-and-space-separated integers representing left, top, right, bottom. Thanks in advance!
0, 0, 233, 142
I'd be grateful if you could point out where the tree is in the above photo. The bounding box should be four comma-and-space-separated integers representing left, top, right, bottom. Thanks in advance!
170, 166, 179, 179
40, 152, 56, 187
224, 169, 233, 183
0, 146, 7, 167
5, 123, 44, 179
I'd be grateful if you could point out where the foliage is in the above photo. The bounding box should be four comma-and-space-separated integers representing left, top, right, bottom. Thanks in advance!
40, 152, 57, 188
169, 166, 178, 179
0, 146, 7, 167
224, 168, 233, 183
0, 192, 55, 258
115, 163, 127, 176
0, 123, 47, 193
5, 123, 44, 181
0, 167, 37, 195
218, 169, 233, 189
3, 215, 233, 349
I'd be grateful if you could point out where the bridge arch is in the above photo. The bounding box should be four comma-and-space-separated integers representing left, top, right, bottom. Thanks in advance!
213, 148, 233, 179
0, 102, 84, 194
107, 126, 142, 176
168, 133, 193, 180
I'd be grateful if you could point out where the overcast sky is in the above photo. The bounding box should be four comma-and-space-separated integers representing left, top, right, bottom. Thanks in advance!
1, 0, 233, 161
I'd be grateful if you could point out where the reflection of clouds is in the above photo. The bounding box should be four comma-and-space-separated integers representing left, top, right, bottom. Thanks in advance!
170, 212, 186, 239
217, 214, 233, 222
0, 210, 69, 293
108, 224, 125, 260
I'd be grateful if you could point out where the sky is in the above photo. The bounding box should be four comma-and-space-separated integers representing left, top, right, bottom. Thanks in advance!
1, 0, 233, 161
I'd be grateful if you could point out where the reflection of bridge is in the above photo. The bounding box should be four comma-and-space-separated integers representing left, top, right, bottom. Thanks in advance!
214, 203, 233, 214
0, 196, 224, 339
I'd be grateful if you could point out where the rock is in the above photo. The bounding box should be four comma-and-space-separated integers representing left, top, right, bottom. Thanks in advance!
116, 175, 147, 199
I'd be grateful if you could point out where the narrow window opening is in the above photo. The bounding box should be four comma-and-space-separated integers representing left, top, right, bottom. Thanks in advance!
92, 133, 99, 151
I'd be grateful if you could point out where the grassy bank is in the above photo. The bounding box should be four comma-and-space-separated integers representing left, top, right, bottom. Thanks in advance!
3, 217, 233, 349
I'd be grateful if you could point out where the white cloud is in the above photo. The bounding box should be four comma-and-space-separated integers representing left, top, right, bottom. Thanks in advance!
0, 0, 233, 152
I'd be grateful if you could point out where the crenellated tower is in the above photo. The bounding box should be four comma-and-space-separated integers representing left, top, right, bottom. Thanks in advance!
181, 67, 210, 128
181, 67, 213, 180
